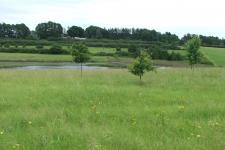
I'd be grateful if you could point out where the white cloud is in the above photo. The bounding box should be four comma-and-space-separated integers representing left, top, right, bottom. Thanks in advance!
0, 0, 225, 38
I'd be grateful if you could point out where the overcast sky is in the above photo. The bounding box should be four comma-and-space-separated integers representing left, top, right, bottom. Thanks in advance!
0, 0, 225, 38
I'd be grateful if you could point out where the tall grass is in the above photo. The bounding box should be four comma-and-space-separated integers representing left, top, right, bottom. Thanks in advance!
0, 68, 225, 149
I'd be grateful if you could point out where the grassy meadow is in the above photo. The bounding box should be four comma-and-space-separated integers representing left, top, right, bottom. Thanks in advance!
0, 68, 225, 149
200, 47, 225, 67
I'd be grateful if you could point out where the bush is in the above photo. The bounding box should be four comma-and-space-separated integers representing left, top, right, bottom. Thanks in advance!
116, 47, 121, 52
115, 51, 130, 57
147, 45, 184, 61
0, 48, 38, 53
22, 44, 26, 48
128, 45, 140, 57
36, 45, 44, 49
4, 44, 10, 48
49, 45, 65, 54
168, 52, 183, 61
92, 52, 115, 57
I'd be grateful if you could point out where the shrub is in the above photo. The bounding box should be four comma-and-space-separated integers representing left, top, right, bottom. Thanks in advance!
128, 45, 140, 57
36, 45, 44, 49
115, 51, 130, 57
116, 47, 121, 52
168, 52, 183, 61
22, 44, 26, 48
49, 45, 65, 54
4, 44, 10, 48
93, 52, 115, 57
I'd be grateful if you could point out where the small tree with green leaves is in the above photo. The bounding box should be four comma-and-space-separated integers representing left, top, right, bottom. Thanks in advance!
129, 51, 155, 81
72, 44, 90, 77
185, 36, 201, 69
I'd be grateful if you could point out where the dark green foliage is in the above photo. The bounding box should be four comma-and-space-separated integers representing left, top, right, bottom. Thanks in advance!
147, 45, 184, 61
92, 52, 115, 57
0, 45, 69, 54
49, 45, 64, 54
181, 34, 196, 44
36, 45, 44, 49
0, 23, 30, 38
168, 51, 183, 61
85, 26, 108, 39
116, 47, 122, 52
129, 52, 155, 80
182, 34, 225, 48
1, 21, 225, 48
13, 24, 30, 38
128, 45, 140, 57
185, 36, 201, 68
0, 48, 38, 53
67, 26, 85, 38
22, 44, 26, 48
4, 44, 10, 48
72, 44, 90, 63
72, 44, 90, 77
35, 21, 63, 39
115, 51, 130, 57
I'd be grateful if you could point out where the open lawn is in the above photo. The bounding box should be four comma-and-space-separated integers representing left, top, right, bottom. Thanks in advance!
200, 47, 225, 67
0, 68, 225, 149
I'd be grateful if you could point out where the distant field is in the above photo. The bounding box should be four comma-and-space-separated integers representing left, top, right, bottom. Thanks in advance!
0, 53, 72, 62
200, 47, 225, 67
0, 68, 225, 149
0, 52, 134, 68
0, 52, 193, 68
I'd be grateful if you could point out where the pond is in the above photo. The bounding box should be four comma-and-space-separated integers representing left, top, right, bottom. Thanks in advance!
5, 65, 108, 70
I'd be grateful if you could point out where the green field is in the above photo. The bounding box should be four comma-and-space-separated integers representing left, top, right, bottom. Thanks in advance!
0, 52, 192, 68
0, 68, 225, 149
200, 47, 225, 67
2, 46, 223, 69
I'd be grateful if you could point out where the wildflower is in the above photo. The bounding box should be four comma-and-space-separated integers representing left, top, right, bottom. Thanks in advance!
196, 135, 201, 138
0, 131, 4, 135
28, 121, 32, 125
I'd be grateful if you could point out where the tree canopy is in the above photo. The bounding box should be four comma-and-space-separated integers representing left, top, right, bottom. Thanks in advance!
0, 23, 30, 38
129, 51, 155, 80
71, 44, 90, 77
67, 26, 85, 38
35, 21, 63, 39
185, 36, 201, 68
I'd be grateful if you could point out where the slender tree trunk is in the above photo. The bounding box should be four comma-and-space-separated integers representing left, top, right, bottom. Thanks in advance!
140, 75, 142, 81
80, 63, 83, 78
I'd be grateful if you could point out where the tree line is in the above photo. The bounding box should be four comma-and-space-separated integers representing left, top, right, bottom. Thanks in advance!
1, 21, 225, 47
